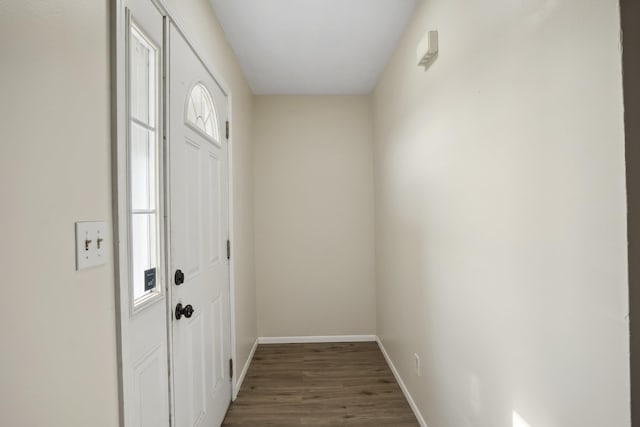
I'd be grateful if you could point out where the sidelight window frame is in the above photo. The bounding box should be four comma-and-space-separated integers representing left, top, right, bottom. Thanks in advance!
126, 19, 164, 312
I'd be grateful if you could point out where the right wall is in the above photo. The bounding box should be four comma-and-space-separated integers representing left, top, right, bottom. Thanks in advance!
372, 0, 630, 425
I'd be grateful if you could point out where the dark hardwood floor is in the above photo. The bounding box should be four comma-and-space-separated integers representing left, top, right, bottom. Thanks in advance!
222, 342, 419, 426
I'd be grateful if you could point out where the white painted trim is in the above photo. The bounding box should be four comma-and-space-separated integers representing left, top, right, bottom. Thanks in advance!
232, 338, 258, 400
258, 335, 377, 344
226, 90, 238, 408
112, 2, 129, 425
163, 20, 176, 426
376, 337, 428, 427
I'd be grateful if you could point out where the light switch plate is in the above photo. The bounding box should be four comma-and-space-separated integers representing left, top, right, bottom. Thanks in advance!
75, 221, 107, 270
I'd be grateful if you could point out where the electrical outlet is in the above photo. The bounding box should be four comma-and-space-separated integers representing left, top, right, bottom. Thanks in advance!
414, 353, 421, 376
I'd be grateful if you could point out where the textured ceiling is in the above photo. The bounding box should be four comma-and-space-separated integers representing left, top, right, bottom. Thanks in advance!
209, 0, 417, 94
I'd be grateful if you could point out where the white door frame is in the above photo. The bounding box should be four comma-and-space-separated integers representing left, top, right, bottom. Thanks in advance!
111, 1, 240, 424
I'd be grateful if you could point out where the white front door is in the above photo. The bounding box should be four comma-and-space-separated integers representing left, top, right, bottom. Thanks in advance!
168, 23, 232, 427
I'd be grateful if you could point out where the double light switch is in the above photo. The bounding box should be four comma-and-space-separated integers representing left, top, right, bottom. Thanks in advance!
75, 221, 107, 270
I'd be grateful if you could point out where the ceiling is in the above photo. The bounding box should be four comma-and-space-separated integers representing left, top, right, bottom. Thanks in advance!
209, 0, 417, 95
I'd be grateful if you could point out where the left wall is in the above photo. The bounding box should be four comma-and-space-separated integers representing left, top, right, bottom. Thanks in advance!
0, 1, 119, 425
0, 0, 256, 424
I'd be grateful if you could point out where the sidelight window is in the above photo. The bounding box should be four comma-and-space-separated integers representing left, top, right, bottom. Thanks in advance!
129, 23, 161, 306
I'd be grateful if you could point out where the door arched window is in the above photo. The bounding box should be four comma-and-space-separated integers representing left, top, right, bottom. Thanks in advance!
186, 82, 219, 141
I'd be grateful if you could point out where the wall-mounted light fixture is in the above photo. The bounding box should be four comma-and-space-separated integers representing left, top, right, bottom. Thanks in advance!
417, 30, 438, 71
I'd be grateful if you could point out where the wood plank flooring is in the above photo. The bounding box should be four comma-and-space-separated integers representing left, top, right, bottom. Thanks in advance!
222, 342, 419, 426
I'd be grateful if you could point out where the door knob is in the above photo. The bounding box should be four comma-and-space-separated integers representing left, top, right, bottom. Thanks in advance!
174, 269, 185, 285
175, 303, 194, 320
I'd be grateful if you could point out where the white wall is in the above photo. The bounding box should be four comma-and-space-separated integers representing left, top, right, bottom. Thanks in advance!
372, 0, 630, 426
254, 96, 376, 337
164, 0, 258, 393
0, 2, 119, 425
0, 0, 256, 424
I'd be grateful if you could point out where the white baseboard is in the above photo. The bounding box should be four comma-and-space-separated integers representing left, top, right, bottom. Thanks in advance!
232, 338, 258, 400
257, 335, 377, 344
376, 337, 428, 427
